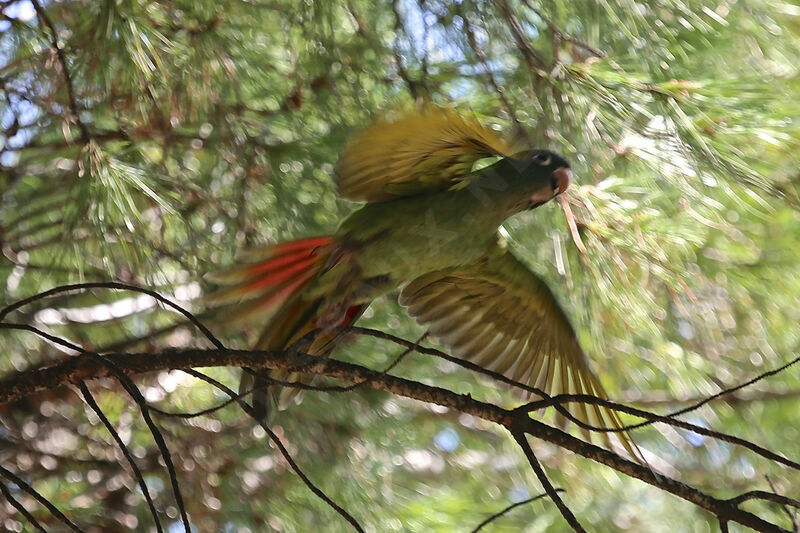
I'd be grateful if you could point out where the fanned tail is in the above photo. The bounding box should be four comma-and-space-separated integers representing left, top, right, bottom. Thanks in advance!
205, 236, 334, 324
206, 236, 363, 421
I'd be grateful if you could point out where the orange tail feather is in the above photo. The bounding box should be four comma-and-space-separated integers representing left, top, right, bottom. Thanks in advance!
205, 236, 333, 313
207, 236, 368, 421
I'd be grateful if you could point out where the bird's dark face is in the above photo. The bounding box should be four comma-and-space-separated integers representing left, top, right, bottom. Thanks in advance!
517, 149, 572, 210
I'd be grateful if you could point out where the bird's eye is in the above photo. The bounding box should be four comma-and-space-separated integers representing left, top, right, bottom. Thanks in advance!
533, 153, 552, 166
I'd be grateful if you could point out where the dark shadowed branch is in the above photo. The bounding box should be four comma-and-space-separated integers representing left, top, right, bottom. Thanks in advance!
1, 285, 798, 532
0, 464, 84, 533
766, 475, 800, 533
30, 0, 89, 140
75, 382, 165, 533
0, 478, 48, 533
0, 345, 793, 532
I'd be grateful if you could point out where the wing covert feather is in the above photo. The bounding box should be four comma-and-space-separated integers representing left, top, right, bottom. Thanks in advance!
337, 106, 522, 202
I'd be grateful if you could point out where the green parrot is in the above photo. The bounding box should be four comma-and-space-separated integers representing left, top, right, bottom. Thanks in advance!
208, 106, 634, 454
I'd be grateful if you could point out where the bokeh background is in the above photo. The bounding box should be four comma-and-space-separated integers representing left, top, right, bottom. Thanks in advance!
1, 0, 800, 531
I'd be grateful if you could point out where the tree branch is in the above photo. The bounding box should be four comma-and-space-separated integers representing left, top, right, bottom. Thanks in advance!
0, 346, 789, 532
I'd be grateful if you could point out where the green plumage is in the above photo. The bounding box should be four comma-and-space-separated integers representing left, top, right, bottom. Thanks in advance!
208, 106, 637, 457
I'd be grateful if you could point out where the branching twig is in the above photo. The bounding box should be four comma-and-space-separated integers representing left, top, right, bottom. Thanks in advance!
1, 284, 797, 532
0, 346, 789, 531
520, 0, 606, 58
391, 0, 419, 100
728, 491, 800, 511
521, 393, 800, 472
0, 281, 226, 350
344, 326, 800, 472
649, 353, 800, 430
458, 5, 529, 144
766, 476, 800, 532
0, 321, 190, 532
6, 318, 796, 475
83, 352, 192, 533
496, 0, 548, 70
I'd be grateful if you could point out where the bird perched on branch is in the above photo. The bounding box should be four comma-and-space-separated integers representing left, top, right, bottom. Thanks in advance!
207, 106, 635, 455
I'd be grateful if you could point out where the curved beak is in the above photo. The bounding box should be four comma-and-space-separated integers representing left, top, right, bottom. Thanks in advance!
552, 166, 572, 196
528, 166, 572, 209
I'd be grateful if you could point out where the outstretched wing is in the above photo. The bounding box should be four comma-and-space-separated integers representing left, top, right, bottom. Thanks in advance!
399, 243, 637, 456
337, 106, 522, 202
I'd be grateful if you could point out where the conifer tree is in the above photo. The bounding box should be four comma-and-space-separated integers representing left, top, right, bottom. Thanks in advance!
1, 1, 799, 530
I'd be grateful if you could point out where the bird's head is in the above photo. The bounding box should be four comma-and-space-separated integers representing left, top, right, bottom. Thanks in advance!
512, 149, 572, 210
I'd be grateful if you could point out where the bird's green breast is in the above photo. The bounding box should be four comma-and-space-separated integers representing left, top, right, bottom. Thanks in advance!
337, 186, 508, 286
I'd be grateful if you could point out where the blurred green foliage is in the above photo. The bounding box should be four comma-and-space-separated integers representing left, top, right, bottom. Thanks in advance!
1, 0, 799, 531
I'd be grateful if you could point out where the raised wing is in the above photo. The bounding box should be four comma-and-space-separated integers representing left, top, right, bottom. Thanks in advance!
337, 106, 522, 202
399, 243, 637, 456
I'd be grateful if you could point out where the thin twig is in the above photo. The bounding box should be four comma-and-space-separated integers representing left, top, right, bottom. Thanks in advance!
391, 0, 419, 100
318, 331, 427, 393
0, 319, 190, 533
650, 353, 800, 430
344, 327, 800, 472
728, 491, 800, 510
0, 464, 85, 533
0, 479, 48, 533
511, 430, 585, 532
30, 0, 90, 140
496, 0, 548, 70
471, 491, 558, 532
520, 0, 606, 58
182, 369, 365, 533
76, 382, 165, 533
519, 392, 800, 472
459, 5, 529, 144
84, 352, 192, 533
766, 476, 800, 532
0, 281, 226, 349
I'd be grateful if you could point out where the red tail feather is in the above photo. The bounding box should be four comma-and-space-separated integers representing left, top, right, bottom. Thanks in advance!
207, 236, 334, 314
242, 251, 320, 278
252, 269, 318, 311
241, 255, 319, 293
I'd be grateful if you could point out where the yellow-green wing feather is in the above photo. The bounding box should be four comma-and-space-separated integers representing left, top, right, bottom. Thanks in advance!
337, 106, 522, 202
399, 244, 639, 457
